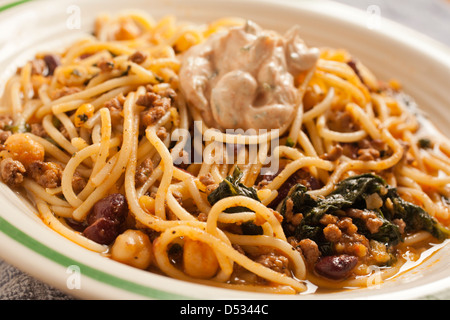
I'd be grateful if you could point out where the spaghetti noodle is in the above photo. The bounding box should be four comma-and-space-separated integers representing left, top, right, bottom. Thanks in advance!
0, 10, 449, 295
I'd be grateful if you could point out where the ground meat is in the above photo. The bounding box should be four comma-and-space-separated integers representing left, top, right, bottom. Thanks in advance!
393, 218, 406, 234
145, 84, 176, 101
357, 148, 380, 161
172, 190, 183, 205
346, 208, 384, 234
137, 91, 172, 127
336, 217, 358, 235
128, 51, 147, 64
319, 213, 371, 258
30, 123, 48, 138
336, 233, 369, 258
72, 171, 87, 194
283, 198, 303, 234
327, 110, 359, 133
323, 224, 342, 242
0, 130, 11, 144
135, 157, 154, 187
341, 138, 388, 161
300, 239, 321, 265
136, 92, 159, 108
199, 173, 215, 186
97, 59, 115, 73
319, 214, 338, 225
0, 158, 26, 187
104, 93, 126, 126
197, 212, 208, 222
358, 138, 386, 151
321, 144, 343, 161
51, 86, 81, 100
288, 237, 320, 265
156, 126, 168, 140
141, 103, 170, 126
0, 115, 13, 130
28, 161, 63, 188
284, 198, 294, 221
254, 252, 290, 276
341, 143, 359, 159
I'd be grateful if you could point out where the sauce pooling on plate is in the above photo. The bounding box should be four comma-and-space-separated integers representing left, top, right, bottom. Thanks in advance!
179, 20, 319, 131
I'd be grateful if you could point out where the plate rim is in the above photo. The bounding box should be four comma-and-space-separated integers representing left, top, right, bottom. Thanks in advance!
0, 0, 449, 300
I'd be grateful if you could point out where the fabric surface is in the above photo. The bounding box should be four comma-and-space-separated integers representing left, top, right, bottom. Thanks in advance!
0, 0, 449, 300
0, 259, 74, 300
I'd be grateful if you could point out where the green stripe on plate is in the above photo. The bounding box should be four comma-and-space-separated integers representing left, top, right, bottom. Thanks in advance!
0, 215, 190, 299
0, 0, 34, 12
0, 0, 190, 299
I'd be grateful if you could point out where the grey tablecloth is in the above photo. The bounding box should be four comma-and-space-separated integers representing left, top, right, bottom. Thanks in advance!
1, 0, 450, 300
0, 259, 74, 300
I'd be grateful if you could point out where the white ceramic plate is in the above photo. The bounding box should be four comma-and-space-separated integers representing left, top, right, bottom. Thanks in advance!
0, 0, 450, 300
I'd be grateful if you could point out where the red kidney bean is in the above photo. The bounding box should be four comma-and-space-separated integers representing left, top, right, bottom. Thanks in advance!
83, 193, 128, 245
86, 193, 128, 226
314, 254, 358, 280
64, 217, 87, 232
83, 218, 119, 245
43, 54, 60, 76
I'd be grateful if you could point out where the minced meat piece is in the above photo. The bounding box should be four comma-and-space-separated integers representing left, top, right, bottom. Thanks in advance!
0, 158, 26, 187
288, 237, 320, 265
30, 123, 47, 138
138, 92, 172, 127
254, 252, 290, 276
135, 157, 154, 187
128, 51, 147, 64
199, 173, 215, 186
51, 86, 81, 100
0, 130, 11, 144
104, 93, 126, 126
72, 171, 87, 194
0, 115, 13, 130
28, 161, 63, 188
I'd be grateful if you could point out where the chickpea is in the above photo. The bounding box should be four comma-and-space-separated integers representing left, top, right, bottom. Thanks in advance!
5, 133, 45, 168
183, 238, 219, 279
110, 229, 153, 270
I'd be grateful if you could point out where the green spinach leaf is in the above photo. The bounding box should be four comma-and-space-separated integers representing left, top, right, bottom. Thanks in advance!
280, 173, 450, 252
207, 167, 262, 234
207, 166, 260, 209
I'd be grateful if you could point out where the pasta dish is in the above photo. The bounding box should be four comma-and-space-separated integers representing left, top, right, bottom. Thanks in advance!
0, 10, 449, 295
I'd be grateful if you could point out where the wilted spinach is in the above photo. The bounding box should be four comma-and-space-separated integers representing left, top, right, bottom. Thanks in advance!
207, 167, 263, 234
207, 167, 260, 210
280, 173, 450, 254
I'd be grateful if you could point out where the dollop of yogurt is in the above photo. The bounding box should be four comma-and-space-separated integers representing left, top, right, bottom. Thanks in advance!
179, 20, 319, 131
